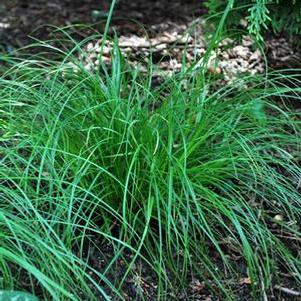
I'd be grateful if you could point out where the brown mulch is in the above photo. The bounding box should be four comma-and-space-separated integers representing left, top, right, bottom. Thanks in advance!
1, 0, 300, 79
0, 0, 204, 47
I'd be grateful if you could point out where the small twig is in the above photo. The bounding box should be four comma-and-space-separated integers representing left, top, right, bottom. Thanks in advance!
274, 285, 301, 297
273, 234, 301, 242
277, 271, 300, 278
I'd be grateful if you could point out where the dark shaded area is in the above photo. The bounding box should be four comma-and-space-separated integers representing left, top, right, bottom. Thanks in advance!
0, 0, 205, 48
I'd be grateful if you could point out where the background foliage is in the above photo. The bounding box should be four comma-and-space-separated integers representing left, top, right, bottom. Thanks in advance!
205, 0, 301, 41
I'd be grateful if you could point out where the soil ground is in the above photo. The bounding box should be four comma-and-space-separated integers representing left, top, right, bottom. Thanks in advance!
0, 0, 203, 46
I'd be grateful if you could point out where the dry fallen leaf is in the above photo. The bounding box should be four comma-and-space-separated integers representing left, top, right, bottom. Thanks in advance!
208, 66, 222, 75
240, 277, 252, 285
190, 279, 205, 292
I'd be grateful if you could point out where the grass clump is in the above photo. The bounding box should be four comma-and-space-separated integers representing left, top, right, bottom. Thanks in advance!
0, 38, 300, 300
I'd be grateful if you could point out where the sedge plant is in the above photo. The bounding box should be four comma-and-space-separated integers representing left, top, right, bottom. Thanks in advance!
0, 35, 300, 300
0, 0, 301, 297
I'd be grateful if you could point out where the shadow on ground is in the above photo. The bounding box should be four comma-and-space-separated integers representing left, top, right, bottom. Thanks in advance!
0, 0, 205, 48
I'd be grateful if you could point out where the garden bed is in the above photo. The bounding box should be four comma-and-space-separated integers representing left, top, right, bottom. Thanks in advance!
0, 1, 301, 301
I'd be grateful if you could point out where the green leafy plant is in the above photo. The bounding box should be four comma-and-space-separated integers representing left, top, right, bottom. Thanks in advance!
205, 0, 301, 41
0, 291, 38, 301
0, 34, 300, 300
